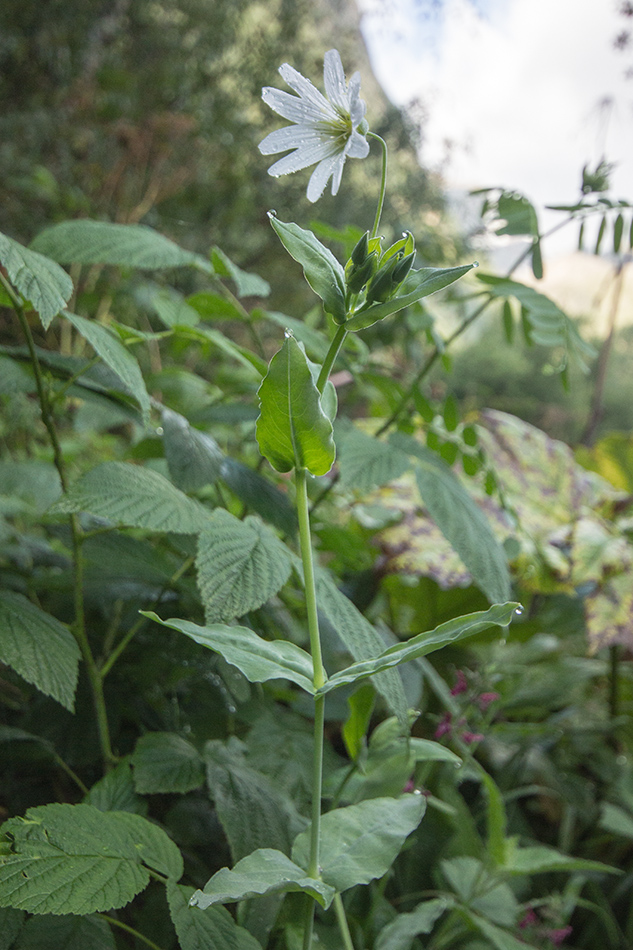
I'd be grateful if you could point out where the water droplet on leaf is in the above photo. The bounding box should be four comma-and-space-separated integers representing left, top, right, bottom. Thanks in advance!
514, 605, 524, 616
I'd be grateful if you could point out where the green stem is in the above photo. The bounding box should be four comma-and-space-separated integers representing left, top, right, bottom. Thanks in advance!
609, 644, 620, 721
368, 132, 388, 239
317, 324, 348, 393
334, 894, 356, 950
52, 753, 90, 795
295, 467, 327, 950
97, 915, 165, 950
5, 277, 117, 771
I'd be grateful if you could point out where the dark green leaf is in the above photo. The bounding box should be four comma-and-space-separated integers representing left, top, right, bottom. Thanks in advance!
162, 408, 224, 491
113, 811, 183, 881
614, 213, 624, 253
167, 881, 261, 950
320, 604, 518, 693
292, 795, 426, 892
0, 908, 24, 950
503, 844, 616, 876
256, 334, 335, 475
342, 684, 376, 763
189, 848, 334, 910
143, 613, 315, 693
502, 299, 514, 343
30, 220, 204, 269
595, 215, 607, 254
0, 592, 79, 711
62, 311, 150, 424
196, 510, 292, 622
443, 395, 458, 432
531, 239, 543, 280
132, 733, 204, 794
268, 217, 346, 323
220, 458, 297, 536
375, 898, 449, 950
14, 914, 115, 950
48, 462, 210, 534
337, 426, 411, 493
0, 230, 73, 330
84, 761, 146, 815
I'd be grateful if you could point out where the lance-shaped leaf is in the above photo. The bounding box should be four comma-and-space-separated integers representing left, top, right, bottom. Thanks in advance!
0, 230, 73, 330
268, 217, 346, 323
189, 848, 334, 910
211, 247, 270, 298
62, 311, 150, 425
143, 613, 315, 694
292, 795, 426, 893
256, 334, 335, 475
320, 604, 519, 694
345, 264, 475, 331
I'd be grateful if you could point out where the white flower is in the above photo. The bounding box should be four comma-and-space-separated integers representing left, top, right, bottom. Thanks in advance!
259, 49, 370, 203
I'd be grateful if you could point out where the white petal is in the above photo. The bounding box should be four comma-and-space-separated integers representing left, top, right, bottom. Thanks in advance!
267, 139, 340, 178
329, 156, 346, 196
278, 63, 336, 119
306, 154, 343, 202
323, 50, 349, 114
262, 87, 326, 124
345, 129, 370, 160
259, 126, 328, 156
348, 74, 366, 126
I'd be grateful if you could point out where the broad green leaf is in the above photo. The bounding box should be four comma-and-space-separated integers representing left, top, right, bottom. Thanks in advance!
375, 898, 449, 950
113, 812, 184, 881
220, 458, 297, 536
189, 848, 334, 910
30, 220, 204, 269
441, 857, 518, 926
292, 795, 426, 892
342, 683, 376, 763
0, 461, 61, 513
211, 247, 270, 298
196, 509, 292, 622
13, 914, 115, 950
320, 604, 518, 694
84, 761, 146, 815
167, 881, 261, 950
62, 311, 150, 424
337, 426, 411, 493
392, 433, 511, 604
316, 572, 408, 723
150, 286, 200, 327
143, 613, 315, 693
477, 768, 508, 866
162, 408, 224, 491
0, 803, 167, 914
48, 462, 210, 534
0, 908, 24, 950
268, 217, 346, 323
132, 733, 204, 795
495, 191, 539, 237
600, 802, 633, 840
503, 843, 616, 876
256, 334, 335, 475
345, 264, 475, 331
205, 740, 307, 861
0, 592, 80, 711
0, 230, 73, 330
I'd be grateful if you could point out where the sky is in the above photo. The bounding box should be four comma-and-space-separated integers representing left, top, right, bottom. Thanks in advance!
356, 0, 633, 257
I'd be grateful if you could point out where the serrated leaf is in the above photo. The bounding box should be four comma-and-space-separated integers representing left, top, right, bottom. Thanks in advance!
62, 311, 150, 424
316, 572, 408, 723
337, 426, 411, 493
0, 230, 73, 330
143, 613, 315, 693
30, 220, 204, 269
48, 462, 210, 534
162, 408, 224, 491
13, 913, 115, 950
167, 881, 261, 950
292, 795, 426, 892
190, 848, 334, 910
345, 264, 475, 331
392, 433, 511, 604
220, 458, 297, 536
84, 761, 146, 815
375, 898, 449, 950
256, 334, 335, 475
0, 803, 157, 914
132, 733, 204, 794
269, 218, 346, 323
0, 592, 79, 711
113, 812, 183, 881
205, 740, 307, 862
320, 604, 518, 694
211, 247, 270, 298
197, 509, 292, 622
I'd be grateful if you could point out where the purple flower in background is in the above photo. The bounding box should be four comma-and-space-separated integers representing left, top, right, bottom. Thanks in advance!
434, 712, 453, 739
461, 730, 485, 745
544, 926, 573, 947
478, 691, 500, 711
450, 669, 468, 696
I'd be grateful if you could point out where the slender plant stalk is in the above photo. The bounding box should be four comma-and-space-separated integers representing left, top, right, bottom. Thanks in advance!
334, 894, 356, 950
97, 915, 165, 950
3, 275, 117, 770
317, 323, 348, 393
368, 132, 388, 239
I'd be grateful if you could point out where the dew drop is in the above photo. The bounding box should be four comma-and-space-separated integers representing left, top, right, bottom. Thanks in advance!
189, 895, 199, 907
155, 426, 164, 436
268, 209, 278, 217
454, 761, 462, 770
472, 260, 479, 268
284, 328, 292, 339
413, 788, 422, 795
514, 606, 524, 616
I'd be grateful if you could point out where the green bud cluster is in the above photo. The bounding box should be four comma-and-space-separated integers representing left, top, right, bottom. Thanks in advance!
344, 231, 416, 304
